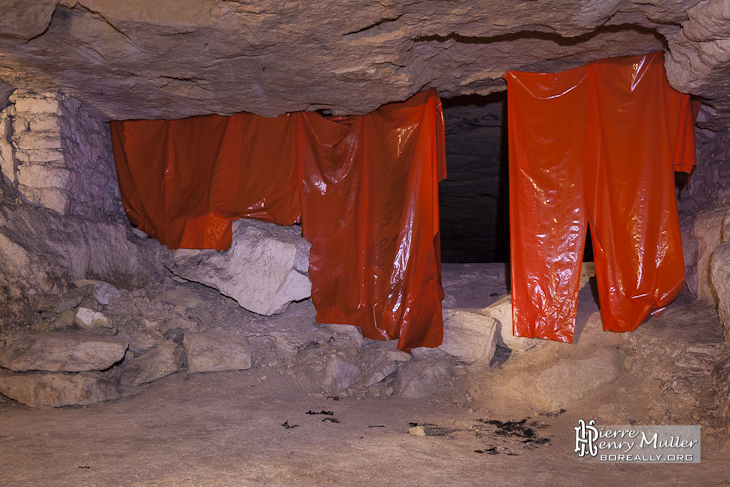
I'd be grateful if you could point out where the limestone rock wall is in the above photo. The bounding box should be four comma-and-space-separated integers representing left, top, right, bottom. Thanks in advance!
0, 184, 167, 330
0, 90, 123, 219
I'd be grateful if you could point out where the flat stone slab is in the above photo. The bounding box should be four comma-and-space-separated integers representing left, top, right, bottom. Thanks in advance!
183, 331, 252, 374
0, 369, 119, 408
0, 332, 128, 372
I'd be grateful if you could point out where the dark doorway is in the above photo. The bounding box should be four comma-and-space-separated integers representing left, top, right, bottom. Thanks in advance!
439, 92, 594, 263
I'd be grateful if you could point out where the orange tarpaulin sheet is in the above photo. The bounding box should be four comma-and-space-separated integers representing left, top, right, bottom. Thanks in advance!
504, 51, 696, 343
110, 90, 446, 352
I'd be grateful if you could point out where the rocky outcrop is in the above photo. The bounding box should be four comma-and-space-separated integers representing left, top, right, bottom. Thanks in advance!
161, 218, 311, 316
0, 0, 720, 125
0, 190, 166, 328
667, 0, 730, 130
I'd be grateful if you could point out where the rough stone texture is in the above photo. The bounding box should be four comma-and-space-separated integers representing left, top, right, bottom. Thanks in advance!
681, 212, 700, 297
183, 331, 252, 374
694, 207, 729, 305
435, 308, 498, 366
0, 91, 123, 217
395, 358, 458, 400
0, 1, 708, 122
0, 332, 127, 372
678, 121, 730, 215
161, 219, 311, 316
323, 357, 362, 394
479, 294, 538, 352
711, 242, 730, 343
73, 279, 123, 306
627, 300, 726, 429
0, 369, 119, 408
119, 340, 182, 386
535, 349, 623, 410
667, 1, 730, 130
0, 187, 166, 328
38, 284, 93, 313
73, 307, 115, 334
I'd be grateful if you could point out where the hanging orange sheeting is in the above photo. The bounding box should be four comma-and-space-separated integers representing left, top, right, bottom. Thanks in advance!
110, 90, 446, 352
504, 52, 696, 343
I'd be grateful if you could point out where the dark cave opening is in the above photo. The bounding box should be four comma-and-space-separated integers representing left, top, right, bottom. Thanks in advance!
439, 92, 595, 264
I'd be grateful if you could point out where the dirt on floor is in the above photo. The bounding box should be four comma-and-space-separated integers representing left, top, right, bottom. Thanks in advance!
1, 264, 729, 486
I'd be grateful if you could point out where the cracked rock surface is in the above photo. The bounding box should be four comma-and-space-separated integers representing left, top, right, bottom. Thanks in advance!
2, 0, 728, 127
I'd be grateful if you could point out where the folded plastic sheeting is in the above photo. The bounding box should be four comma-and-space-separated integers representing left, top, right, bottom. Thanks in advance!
110, 89, 446, 351
504, 52, 696, 343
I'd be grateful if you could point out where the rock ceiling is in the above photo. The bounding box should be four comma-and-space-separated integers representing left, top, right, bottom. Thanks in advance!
1, 0, 729, 128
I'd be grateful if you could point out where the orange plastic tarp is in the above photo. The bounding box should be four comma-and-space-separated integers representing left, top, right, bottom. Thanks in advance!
504, 51, 696, 343
110, 90, 446, 352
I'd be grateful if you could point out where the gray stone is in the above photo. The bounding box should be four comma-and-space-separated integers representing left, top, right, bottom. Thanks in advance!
157, 288, 206, 310
324, 357, 361, 394
126, 326, 166, 355
436, 308, 498, 366
711, 242, 730, 341
0, 369, 119, 408
479, 295, 539, 351
119, 341, 182, 386
183, 332, 252, 374
363, 355, 399, 387
535, 349, 623, 410
395, 358, 455, 400
73, 279, 123, 305
56, 309, 77, 330
37, 284, 93, 314
74, 308, 116, 334
0, 0, 697, 125
161, 219, 311, 316
0, 187, 166, 329
0, 333, 127, 372
694, 207, 729, 305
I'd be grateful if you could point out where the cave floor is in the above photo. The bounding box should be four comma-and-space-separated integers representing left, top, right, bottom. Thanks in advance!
1, 264, 729, 486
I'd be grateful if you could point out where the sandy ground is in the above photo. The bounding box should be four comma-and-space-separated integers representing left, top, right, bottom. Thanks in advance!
1, 264, 729, 486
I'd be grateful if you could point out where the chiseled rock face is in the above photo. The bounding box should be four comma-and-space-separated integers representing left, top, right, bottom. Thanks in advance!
0, 332, 127, 372
0, 0, 719, 125
0, 369, 119, 408
161, 219, 311, 316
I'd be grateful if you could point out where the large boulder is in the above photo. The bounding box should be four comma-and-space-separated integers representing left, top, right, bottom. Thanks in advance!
161, 219, 311, 316
438, 309, 498, 366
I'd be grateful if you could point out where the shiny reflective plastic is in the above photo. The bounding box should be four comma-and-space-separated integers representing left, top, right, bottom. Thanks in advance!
110, 90, 446, 352
504, 51, 696, 343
